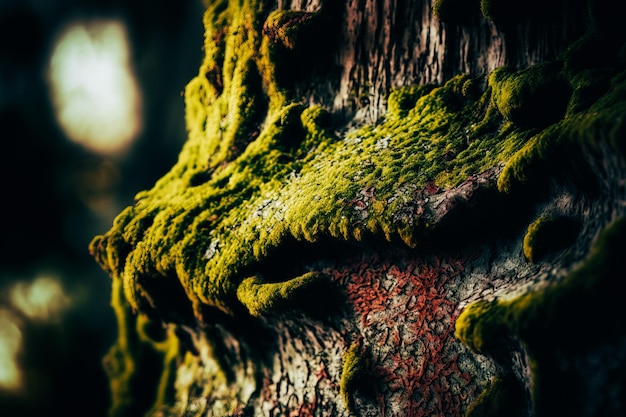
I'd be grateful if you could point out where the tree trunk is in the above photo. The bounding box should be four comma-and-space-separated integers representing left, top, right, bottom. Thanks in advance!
89, 1, 626, 416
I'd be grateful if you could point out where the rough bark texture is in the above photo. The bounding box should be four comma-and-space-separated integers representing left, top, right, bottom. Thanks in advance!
90, 1, 626, 416
280, 0, 588, 123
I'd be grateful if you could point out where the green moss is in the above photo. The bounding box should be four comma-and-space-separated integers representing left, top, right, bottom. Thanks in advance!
523, 215, 580, 263
562, 32, 620, 77
89, 0, 626, 335
262, 10, 317, 50
93, 50, 626, 322
102, 278, 139, 417
94, 66, 543, 320
260, 8, 338, 87
495, 25, 626, 194
498, 67, 626, 193
144, 326, 180, 414
518, 216, 626, 349
566, 68, 613, 114
454, 299, 508, 356
569, 70, 626, 154
385, 84, 436, 121
91, 1, 626, 409
236, 271, 328, 317
340, 342, 369, 413
489, 62, 571, 129
465, 375, 527, 417
456, 216, 626, 415
88, 2, 626, 415
102, 278, 177, 417
496, 124, 560, 193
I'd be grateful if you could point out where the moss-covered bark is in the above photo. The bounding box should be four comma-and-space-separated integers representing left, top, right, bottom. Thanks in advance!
90, 1, 626, 416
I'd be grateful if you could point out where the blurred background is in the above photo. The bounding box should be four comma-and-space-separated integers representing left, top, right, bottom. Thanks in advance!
0, 0, 205, 415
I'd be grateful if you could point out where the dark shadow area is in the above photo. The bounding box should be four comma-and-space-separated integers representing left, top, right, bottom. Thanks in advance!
0, 1, 206, 416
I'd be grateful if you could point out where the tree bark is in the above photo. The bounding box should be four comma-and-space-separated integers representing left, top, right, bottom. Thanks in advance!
281, 0, 588, 123
90, 1, 626, 416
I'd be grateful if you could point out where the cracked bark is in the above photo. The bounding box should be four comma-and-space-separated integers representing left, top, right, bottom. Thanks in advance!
92, 1, 626, 416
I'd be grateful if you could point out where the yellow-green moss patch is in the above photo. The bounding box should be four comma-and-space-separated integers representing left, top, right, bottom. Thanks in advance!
455, 216, 626, 414
103, 278, 179, 417
236, 272, 328, 317
340, 342, 370, 413
262, 10, 318, 50
488, 62, 571, 129
523, 215, 580, 263
91, 0, 626, 356
454, 299, 508, 356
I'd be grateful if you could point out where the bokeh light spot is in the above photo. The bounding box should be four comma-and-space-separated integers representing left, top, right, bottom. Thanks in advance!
9, 274, 71, 322
0, 310, 22, 390
47, 19, 142, 155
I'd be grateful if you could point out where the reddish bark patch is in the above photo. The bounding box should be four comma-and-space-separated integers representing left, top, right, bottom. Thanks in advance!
328, 253, 477, 416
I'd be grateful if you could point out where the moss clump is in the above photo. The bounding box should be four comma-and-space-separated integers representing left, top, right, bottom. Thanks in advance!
498, 67, 626, 193
89, 3, 626, 413
261, 8, 338, 87
138, 317, 180, 416
456, 216, 626, 351
566, 68, 613, 115
91, 25, 626, 320
262, 10, 317, 51
236, 272, 328, 317
489, 62, 571, 129
480, 0, 522, 25
455, 216, 626, 415
523, 215, 580, 263
340, 342, 370, 413
385, 84, 435, 121
495, 23, 626, 194
562, 32, 622, 78
566, 69, 626, 155
88, 0, 625, 344
495, 123, 563, 194
103, 278, 179, 417
454, 299, 509, 356
92, 65, 544, 321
